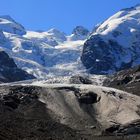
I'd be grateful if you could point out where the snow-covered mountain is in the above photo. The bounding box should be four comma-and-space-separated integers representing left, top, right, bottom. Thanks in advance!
81, 4, 140, 74
0, 16, 90, 79
1, 4, 140, 79
0, 15, 26, 35
69, 26, 90, 41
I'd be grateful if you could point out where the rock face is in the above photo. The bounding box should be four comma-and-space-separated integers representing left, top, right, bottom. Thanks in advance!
69, 75, 93, 84
0, 15, 26, 35
81, 35, 124, 74
103, 65, 140, 96
47, 28, 67, 42
0, 50, 34, 83
103, 119, 140, 136
72, 26, 89, 36
69, 26, 89, 41
0, 31, 6, 44
81, 4, 140, 74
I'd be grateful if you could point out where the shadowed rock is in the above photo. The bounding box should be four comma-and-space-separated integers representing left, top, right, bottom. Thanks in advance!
0, 50, 35, 83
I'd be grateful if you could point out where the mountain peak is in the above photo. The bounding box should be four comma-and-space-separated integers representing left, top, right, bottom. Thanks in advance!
68, 26, 89, 41
81, 4, 140, 74
47, 28, 66, 42
0, 15, 15, 22
0, 15, 26, 35
72, 26, 89, 36
47, 28, 65, 35
120, 4, 140, 12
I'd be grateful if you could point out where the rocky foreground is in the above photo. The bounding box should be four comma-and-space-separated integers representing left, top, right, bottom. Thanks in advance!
0, 83, 140, 140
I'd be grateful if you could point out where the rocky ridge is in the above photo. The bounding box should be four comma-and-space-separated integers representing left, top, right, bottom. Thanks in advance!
81, 4, 140, 74
0, 49, 34, 83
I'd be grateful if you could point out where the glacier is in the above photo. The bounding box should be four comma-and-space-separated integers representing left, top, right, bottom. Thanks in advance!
0, 16, 90, 79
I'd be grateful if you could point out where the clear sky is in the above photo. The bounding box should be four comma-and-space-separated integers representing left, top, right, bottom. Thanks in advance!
0, 0, 140, 34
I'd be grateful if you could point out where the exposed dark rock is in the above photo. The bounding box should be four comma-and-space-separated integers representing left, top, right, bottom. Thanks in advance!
81, 35, 124, 74
102, 90, 116, 96
0, 50, 17, 67
103, 125, 120, 135
119, 76, 133, 85
112, 31, 122, 38
0, 50, 35, 83
103, 65, 140, 96
3, 94, 20, 109
69, 75, 92, 84
78, 92, 99, 104
103, 120, 140, 136
72, 26, 89, 36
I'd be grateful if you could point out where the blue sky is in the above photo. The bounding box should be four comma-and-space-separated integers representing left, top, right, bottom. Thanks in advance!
0, 0, 140, 34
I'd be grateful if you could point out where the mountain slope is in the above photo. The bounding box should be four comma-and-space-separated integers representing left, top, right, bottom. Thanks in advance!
81, 4, 140, 74
0, 49, 34, 83
0, 15, 26, 35
1, 5, 140, 79
103, 64, 140, 96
